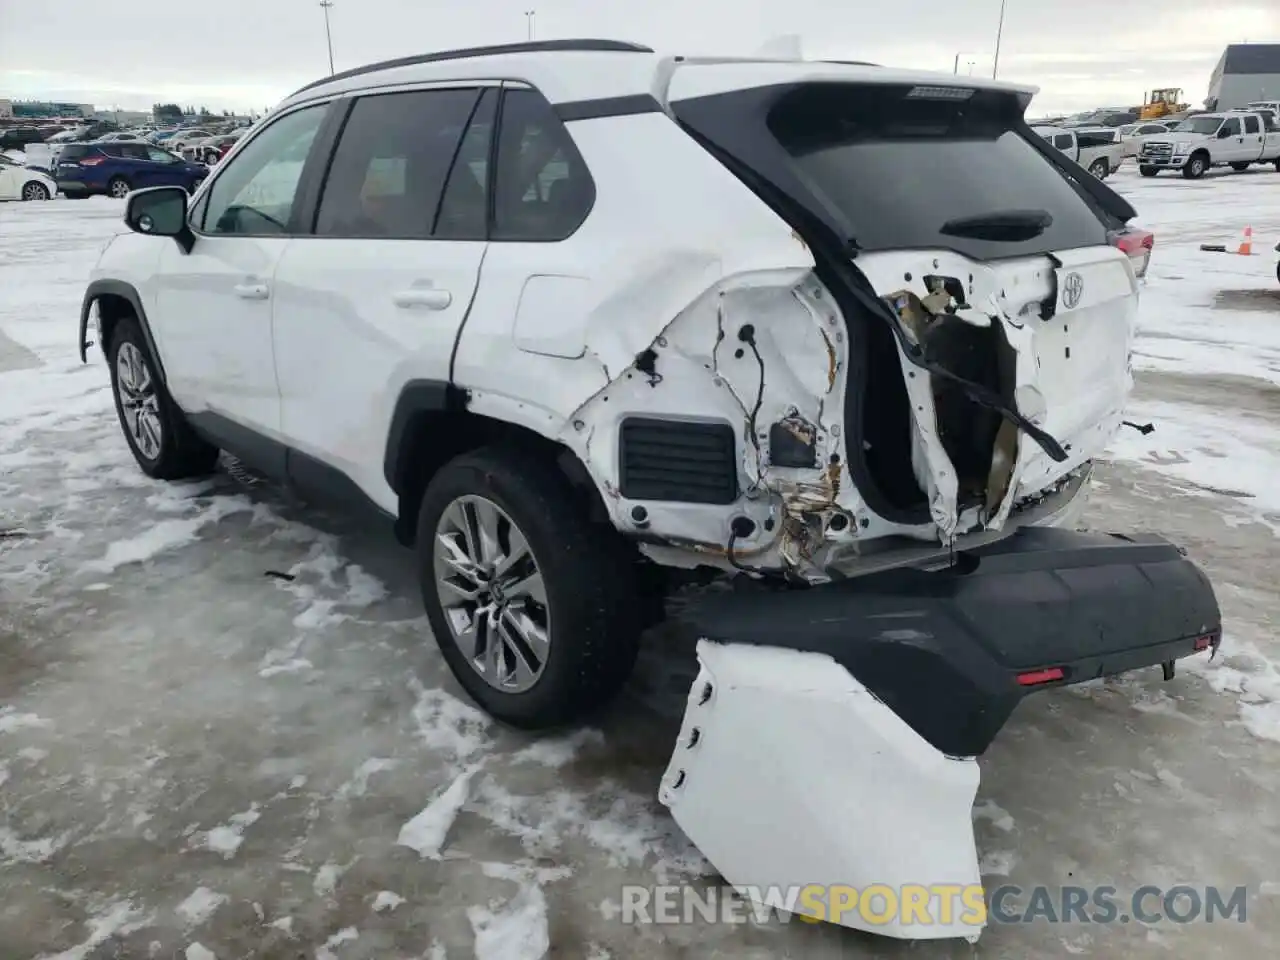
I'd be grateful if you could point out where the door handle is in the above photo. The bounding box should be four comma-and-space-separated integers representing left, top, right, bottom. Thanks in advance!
233, 282, 269, 300
392, 288, 452, 310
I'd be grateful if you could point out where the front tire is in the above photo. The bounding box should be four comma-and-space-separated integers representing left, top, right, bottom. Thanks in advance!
107, 317, 220, 480
1182, 153, 1209, 179
1139, 165, 1159, 177
416, 445, 641, 729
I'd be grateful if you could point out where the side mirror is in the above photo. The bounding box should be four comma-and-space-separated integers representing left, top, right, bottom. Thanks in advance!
125, 185, 194, 254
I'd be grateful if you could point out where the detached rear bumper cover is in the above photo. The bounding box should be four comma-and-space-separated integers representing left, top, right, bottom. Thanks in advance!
660, 528, 1220, 940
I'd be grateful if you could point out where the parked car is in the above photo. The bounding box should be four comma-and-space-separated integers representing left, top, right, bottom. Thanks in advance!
1138, 111, 1280, 177
1117, 120, 1176, 157
0, 126, 48, 150
55, 141, 209, 198
168, 129, 214, 155
1031, 125, 1125, 177
78, 41, 1220, 942
198, 131, 244, 164
0, 153, 56, 200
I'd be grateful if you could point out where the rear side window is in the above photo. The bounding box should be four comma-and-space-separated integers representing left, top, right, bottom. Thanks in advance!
59, 145, 89, 161
1243, 116, 1261, 134
766, 84, 1108, 259
1053, 134, 1074, 149
315, 88, 481, 240
491, 87, 595, 241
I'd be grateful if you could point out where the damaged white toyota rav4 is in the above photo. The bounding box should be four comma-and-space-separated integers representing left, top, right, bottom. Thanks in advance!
81, 40, 1220, 941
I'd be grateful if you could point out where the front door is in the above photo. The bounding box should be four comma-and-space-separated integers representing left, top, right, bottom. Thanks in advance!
271, 85, 495, 510
148, 102, 331, 455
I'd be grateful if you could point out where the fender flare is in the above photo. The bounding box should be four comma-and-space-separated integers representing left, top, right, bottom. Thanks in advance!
79, 279, 167, 383
382, 379, 470, 493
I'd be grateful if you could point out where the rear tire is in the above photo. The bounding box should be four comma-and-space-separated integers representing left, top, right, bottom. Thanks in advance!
107, 317, 220, 480
20, 181, 50, 201
107, 176, 131, 199
416, 445, 641, 729
1139, 166, 1159, 177
1230, 162, 1250, 172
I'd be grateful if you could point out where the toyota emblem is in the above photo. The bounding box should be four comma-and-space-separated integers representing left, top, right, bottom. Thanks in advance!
1062, 272, 1084, 310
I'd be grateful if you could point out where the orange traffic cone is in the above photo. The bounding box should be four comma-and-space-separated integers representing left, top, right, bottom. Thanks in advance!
1236, 226, 1253, 256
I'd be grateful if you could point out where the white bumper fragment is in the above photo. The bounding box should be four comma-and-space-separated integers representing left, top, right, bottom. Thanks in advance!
659, 640, 984, 941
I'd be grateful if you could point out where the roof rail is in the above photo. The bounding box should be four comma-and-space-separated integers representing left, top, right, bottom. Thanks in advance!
290, 39, 654, 96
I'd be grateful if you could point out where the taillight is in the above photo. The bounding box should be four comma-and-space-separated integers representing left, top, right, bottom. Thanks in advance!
1110, 227, 1154, 279
79, 156, 105, 166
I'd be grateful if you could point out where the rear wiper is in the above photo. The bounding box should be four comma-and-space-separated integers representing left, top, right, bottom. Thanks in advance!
940, 209, 1053, 241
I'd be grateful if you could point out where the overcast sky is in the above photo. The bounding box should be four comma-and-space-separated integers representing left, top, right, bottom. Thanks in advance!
1, 1, 1277, 116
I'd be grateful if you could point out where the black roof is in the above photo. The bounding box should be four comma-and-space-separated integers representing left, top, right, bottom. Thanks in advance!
291, 39, 653, 96
1223, 43, 1280, 75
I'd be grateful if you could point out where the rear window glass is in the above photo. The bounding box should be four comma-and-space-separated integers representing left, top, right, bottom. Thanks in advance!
766, 84, 1107, 259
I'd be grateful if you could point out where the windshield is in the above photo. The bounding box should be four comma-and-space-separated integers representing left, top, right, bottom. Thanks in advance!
1172, 117, 1222, 134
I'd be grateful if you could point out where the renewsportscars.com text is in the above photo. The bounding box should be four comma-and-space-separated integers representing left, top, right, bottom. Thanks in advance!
619, 883, 1250, 928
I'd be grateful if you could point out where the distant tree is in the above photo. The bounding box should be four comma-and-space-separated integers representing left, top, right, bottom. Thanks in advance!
153, 102, 183, 123
198, 106, 211, 117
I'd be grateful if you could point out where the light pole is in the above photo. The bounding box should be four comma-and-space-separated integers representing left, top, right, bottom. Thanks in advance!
953, 51, 981, 74
525, 10, 536, 41
992, 0, 1008, 79
319, 0, 335, 75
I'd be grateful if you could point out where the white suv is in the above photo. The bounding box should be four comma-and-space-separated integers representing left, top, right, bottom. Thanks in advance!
79, 39, 1225, 940
79, 38, 1174, 727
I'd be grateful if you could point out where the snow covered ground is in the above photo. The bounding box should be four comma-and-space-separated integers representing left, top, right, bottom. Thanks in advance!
1, 167, 1279, 959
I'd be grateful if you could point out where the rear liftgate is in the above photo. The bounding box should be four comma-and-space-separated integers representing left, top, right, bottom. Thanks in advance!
659, 528, 1221, 940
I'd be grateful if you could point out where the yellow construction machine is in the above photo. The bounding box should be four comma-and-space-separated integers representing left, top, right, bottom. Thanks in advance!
1140, 89, 1188, 120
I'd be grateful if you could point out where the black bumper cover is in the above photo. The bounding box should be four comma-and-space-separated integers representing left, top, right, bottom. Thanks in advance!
679, 528, 1221, 758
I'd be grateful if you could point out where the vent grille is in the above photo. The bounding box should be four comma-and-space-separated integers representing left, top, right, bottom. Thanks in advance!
618, 418, 738, 505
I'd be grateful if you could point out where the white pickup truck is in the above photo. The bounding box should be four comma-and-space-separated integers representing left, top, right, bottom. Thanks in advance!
1137, 111, 1280, 178
1031, 125, 1125, 178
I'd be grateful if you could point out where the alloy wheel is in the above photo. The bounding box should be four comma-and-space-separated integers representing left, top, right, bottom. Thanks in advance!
110, 180, 131, 199
22, 182, 49, 201
115, 342, 163, 461
433, 495, 551, 693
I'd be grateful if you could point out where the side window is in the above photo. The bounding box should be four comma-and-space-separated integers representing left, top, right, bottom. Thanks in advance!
203, 104, 326, 237
147, 146, 177, 163
492, 88, 595, 241
100, 144, 124, 158
1220, 117, 1241, 137
1053, 134, 1074, 150
434, 89, 496, 241
315, 88, 480, 240
1243, 116, 1261, 134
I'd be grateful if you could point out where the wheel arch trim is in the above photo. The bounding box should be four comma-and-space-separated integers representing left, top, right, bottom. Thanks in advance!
79, 279, 167, 383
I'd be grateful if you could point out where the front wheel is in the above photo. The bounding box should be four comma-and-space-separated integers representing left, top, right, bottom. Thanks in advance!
416, 446, 641, 729
21, 181, 50, 201
107, 318, 220, 479
1182, 154, 1209, 179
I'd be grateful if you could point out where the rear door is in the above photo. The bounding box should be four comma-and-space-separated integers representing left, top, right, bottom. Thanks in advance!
1241, 114, 1264, 160
270, 84, 494, 510
668, 69, 1135, 535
